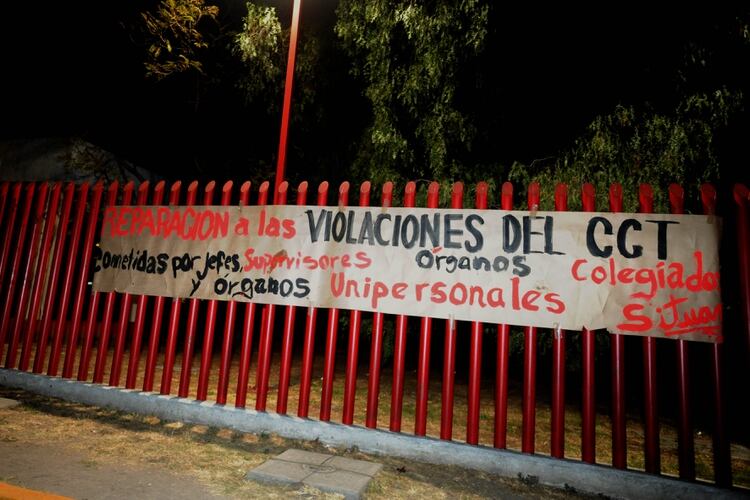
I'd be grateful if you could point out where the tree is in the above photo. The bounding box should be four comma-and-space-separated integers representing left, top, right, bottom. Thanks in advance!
234, 3, 283, 107
509, 89, 741, 212
335, 0, 488, 185
234, 2, 319, 119
137, 1, 325, 179
141, 0, 219, 80
509, 8, 748, 212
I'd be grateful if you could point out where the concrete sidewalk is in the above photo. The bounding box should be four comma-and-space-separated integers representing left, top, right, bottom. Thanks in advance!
0, 442, 226, 500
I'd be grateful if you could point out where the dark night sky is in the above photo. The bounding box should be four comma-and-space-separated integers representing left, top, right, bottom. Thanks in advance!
0, 2, 745, 182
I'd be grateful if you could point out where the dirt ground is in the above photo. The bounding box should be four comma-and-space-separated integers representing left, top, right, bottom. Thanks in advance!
0, 387, 593, 500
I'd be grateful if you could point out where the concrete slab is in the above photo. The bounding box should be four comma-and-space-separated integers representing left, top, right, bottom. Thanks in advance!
326, 456, 383, 477
246, 459, 310, 485
245, 449, 382, 499
0, 397, 20, 409
276, 448, 332, 465
304, 469, 371, 500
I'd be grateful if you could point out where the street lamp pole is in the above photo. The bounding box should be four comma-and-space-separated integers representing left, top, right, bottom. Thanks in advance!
274, 0, 302, 203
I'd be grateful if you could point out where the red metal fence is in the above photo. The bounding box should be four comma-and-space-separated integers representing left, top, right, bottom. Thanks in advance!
0, 178, 748, 487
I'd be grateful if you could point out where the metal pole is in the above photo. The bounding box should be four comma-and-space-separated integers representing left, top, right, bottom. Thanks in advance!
550, 183, 568, 458
521, 182, 540, 454
580, 183, 596, 463
609, 183, 627, 469
274, 0, 302, 203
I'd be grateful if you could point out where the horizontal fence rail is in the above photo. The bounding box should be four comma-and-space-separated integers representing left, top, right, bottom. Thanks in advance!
0, 178, 748, 489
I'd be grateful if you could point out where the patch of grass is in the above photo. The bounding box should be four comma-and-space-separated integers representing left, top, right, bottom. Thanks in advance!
79, 458, 99, 468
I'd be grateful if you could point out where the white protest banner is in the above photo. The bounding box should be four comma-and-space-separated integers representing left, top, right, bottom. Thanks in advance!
92, 204, 723, 342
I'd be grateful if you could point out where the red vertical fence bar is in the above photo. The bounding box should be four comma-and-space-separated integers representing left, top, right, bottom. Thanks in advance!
178, 181, 210, 398
0, 182, 7, 344
296, 181, 328, 417
521, 182, 540, 453
0, 183, 18, 337
639, 184, 660, 474
0, 182, 14, 308
272, 182, 304, 411
142, 181, 169, 392
234, 185, 268, 407
466, 182, 489, 445
341, 181, 371, 424
668, 183, 695, 480
0, 183, 23, 366
215, 258, 239, 404
7, 182, 48, 369
0, 181, 13, 360
0, 184, 22, 295
609, 183, 627, 469
34, 183, 75, 374
234, 181, 264, 408
159, 181, 185, 394
77, 292, 101, 381
215, 181, 251, 404
91, 183, 123, 383
390, 181, 416, 431
414, 181, 439, 436
275, 286, 296, 412
365, 182, 393, 428
76, 271, 101, 381
734, 184, 750, 360
177, 181, 201, 397
0, 182, 7, 312
0, 182, 8, 239
48, 183, 88, 376
706, 184, 731, 487
0, 183, 36, 365
580, 183, 597, 463
108, 182, 136, 386
550, 183, 568, 458
252, 182, 276, 410
124, 182, 154, 388
21, 183, 62, 372
0, 183, 8, 302
274, 182, 307, 413
440, 182, 464, 440
255, 181, 286, 411
320, 181, 349, 421
61, 181, 104, 378
77, 183, 118, 381
494, 181, 513, 448
196, 181, 227, 401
